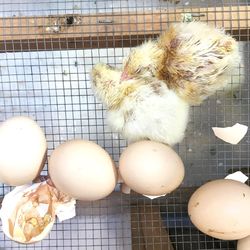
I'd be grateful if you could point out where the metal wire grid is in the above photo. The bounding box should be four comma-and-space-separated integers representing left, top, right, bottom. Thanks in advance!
0, 0, 249, 249
0, 1, 250, 16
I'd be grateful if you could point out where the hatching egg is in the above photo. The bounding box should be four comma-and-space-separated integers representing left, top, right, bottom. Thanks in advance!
0, 116, 47, 186
118, 140, 185, 196
237, 235, 250, 250
48, 140, 117, 201
188, 179, 250, 240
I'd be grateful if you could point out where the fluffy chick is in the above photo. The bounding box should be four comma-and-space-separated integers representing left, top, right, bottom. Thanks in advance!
122, 22, 241, 105
91, 63, 189, 146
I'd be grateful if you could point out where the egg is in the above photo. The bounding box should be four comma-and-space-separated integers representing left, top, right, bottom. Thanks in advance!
118, 140, 185, 196
237, 235, 250, 250
48, 140, 117, 201
188, 179, 250, 240
0, 116, 47, 186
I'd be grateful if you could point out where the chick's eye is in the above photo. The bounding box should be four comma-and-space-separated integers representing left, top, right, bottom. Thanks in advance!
135, 68, 142, 74
146, 66, 154, 76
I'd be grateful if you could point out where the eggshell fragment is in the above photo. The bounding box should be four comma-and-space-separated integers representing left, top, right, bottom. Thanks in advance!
212, 123, 248, 144
188, 179, 250, 240
119, 141, 185, 196
0, 180, 74, 244
117, 169, 124, 183
237, 235, 250, 250
121, 183, 131, 194
48, 140, 117, 201
143, 194, 166, 200
0, 116, 47, 186
225, 171, 248, 183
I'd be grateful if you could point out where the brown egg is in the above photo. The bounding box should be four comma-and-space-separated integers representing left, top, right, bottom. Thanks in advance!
119, 140, 185, 196
48, 140, 117, 201
188, 179, 250, 240
237, 235, 250, 250
0, 116, 47, 186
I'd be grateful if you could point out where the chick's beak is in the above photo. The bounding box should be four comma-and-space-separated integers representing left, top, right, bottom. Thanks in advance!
120, 70, 131, 81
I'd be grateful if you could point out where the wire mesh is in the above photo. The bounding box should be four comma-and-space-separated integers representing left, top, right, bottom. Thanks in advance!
0, 0, 249, 249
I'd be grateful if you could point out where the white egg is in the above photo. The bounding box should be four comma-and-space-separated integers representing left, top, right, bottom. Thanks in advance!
119, 140, 185, 196
0, 116, 47, 186
48, 140, 117, 201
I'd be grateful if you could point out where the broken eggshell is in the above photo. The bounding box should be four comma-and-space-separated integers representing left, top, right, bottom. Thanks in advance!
212, 123, 248, 144
0, 180, 75, 244
121, 183, 131, 194
225, 171, 248, 183
143, 194, 167, 200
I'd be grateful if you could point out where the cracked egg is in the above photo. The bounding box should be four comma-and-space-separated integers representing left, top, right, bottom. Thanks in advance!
0, 180, 75, 244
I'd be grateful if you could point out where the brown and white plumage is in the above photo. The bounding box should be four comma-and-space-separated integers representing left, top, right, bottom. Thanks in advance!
122, 22, 242, 105
91, 63, 189, 145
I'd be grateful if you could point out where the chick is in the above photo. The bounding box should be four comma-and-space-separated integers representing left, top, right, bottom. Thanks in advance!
91, 63, 189, 146
122, 22, 241, 105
